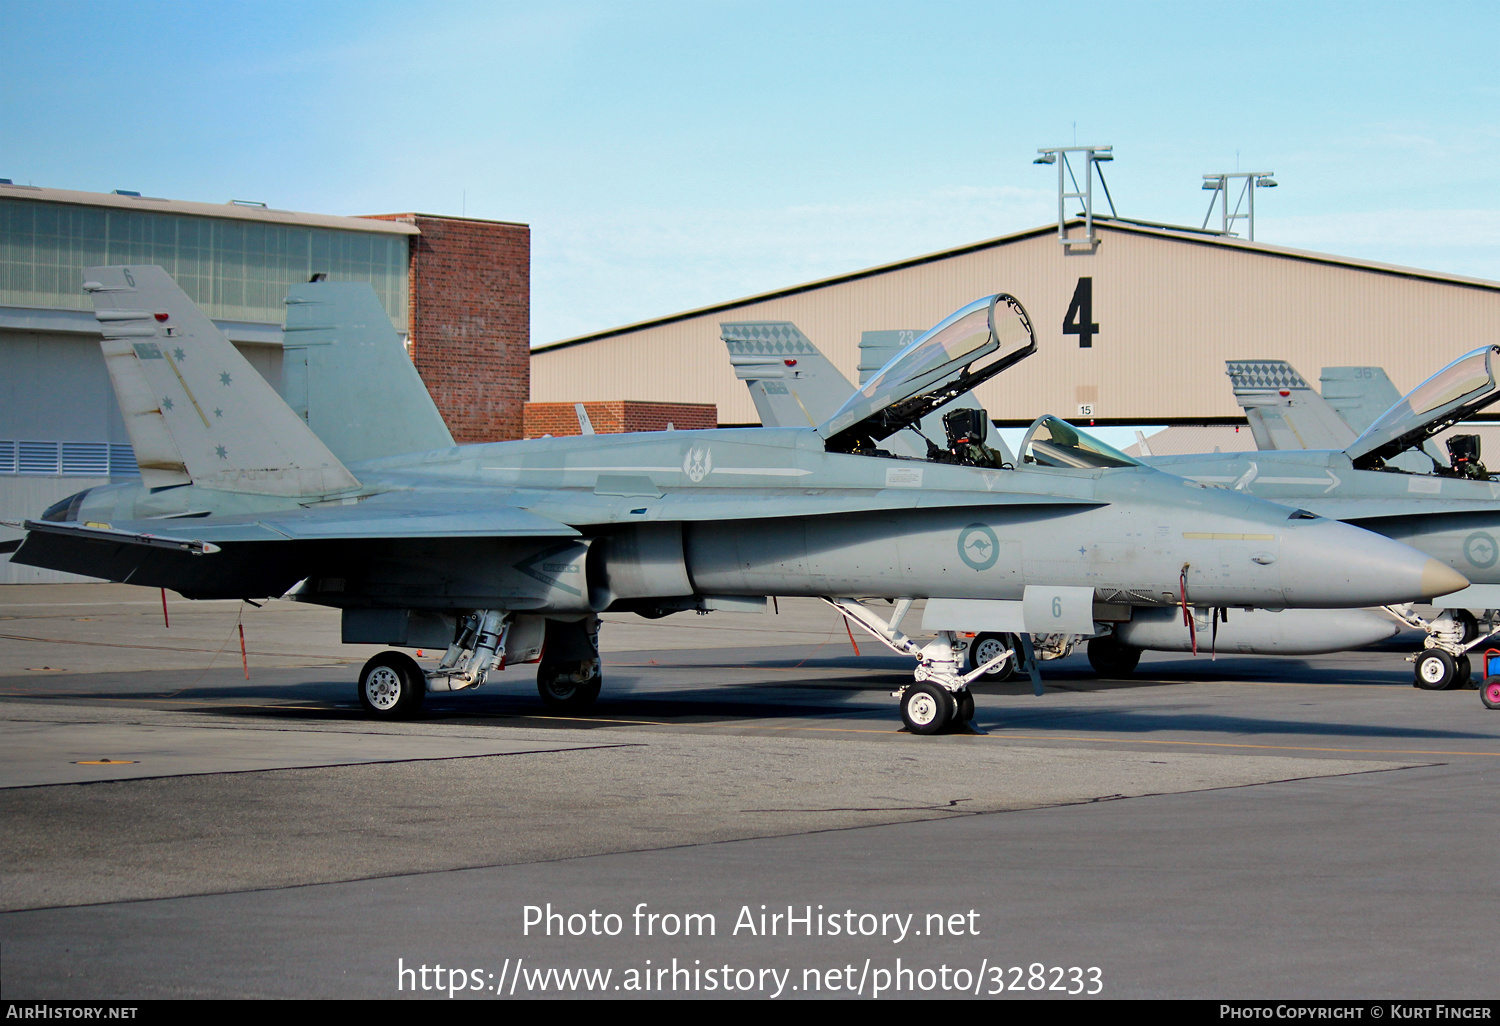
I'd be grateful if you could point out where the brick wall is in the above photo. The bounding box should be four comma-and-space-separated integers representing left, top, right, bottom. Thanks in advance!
363, 212, 529, 444
524, 401, 717, 438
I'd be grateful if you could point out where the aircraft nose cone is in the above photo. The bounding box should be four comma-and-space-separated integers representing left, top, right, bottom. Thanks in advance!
1279, 520, 1470, 607
1422, 558, 1470, 600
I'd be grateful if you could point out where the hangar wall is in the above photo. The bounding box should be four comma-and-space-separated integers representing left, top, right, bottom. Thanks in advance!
531, 220, 1500, 426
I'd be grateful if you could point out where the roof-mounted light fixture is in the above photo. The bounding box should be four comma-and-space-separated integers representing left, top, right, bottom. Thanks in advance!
1035, 146, 1117, 248
1201, 171, 1277, 241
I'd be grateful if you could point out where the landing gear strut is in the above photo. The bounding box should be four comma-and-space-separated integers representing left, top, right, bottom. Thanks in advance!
825, 597, 1036, 734
1388, 605, 1490, 692
355, 611, 605, 719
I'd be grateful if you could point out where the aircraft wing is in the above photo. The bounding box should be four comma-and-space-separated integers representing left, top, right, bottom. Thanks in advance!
27, 503, 581, 545
1290, 496, 1500, 522
11, 502, 581, 598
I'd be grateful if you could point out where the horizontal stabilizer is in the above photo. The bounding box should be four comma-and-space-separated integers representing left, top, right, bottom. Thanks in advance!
84, 266, 361, 497
23, 519, 220, 553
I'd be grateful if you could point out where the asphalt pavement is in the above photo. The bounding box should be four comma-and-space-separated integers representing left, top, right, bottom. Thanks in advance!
1, 585, 1496, 999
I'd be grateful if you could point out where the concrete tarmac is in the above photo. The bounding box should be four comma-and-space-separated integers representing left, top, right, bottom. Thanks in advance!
0, 585, 1497, 999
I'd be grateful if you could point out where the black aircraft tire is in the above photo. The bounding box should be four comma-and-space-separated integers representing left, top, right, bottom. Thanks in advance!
1456, 655, 1474, 688
1414, 650, 1458, 690
968, 633, 1019, 682
537, 659, 603, 714
1087, 636, 1142, 678
358, 651, 426, 719
954, 689, 975, 724
901, 682, 955, 735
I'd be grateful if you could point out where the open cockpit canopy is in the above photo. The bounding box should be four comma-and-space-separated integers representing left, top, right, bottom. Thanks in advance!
819, 294, 1035, 452
1019, 415, 1142, 469
1347, 344, 1500, 468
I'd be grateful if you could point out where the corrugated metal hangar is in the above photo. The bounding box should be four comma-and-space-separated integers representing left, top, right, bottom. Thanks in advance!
531, 216, 1500, 428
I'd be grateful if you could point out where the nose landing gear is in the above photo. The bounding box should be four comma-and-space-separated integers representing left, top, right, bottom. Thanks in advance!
825, 597, 1028, 734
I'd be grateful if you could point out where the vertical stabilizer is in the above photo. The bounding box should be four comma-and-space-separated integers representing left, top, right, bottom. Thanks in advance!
281, 281, 455, 463
1318, 366, 1404, 435
721, 322, 855, 428
1225, 360, 1357, 451
85, 266, 361, 497
858, 330, 923, 385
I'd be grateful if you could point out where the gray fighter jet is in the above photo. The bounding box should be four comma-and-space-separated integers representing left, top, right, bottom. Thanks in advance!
722, 322, 1414, 679
3, 267, 1465, 734
723, 323, 1500, 698
1138, 347, 1500, 696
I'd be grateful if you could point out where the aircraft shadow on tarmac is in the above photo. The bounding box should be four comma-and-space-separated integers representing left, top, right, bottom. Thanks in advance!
17, 666, 1490, 744
6, 642, 1492, 742
169, 681, 1500, 742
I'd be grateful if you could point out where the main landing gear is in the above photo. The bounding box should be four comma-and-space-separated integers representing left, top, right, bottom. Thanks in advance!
825, 597, 1038, 735
355, 611, 604, 719
1086, 634, 1142, 678
1387, 605, 1490, 692
968, 632, 1022, 682
535, 617, 603, 714
358, 650, 426, 718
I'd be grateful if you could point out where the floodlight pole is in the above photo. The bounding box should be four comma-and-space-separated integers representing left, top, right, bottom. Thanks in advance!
1035, 146, 1116, 248
1201, 171, 1276, 241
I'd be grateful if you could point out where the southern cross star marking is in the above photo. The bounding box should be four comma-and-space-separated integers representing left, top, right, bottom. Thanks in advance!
1078, 545, 1087, 556
219, 371, 232, 386
161, 396, 174, 411
215, 445, 228, 459
213, 408, 223, 418
173, 348, 186, 361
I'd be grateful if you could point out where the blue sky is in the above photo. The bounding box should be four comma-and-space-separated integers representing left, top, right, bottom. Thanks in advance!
3, 0, 1497, 344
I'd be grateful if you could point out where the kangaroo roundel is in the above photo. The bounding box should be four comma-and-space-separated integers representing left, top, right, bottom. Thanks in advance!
958, 523, 1000, 571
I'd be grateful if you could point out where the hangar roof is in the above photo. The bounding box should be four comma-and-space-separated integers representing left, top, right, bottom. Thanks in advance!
530, 216, 1500, 426
0, 182, 419, 236
535, 217, 1500, 355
